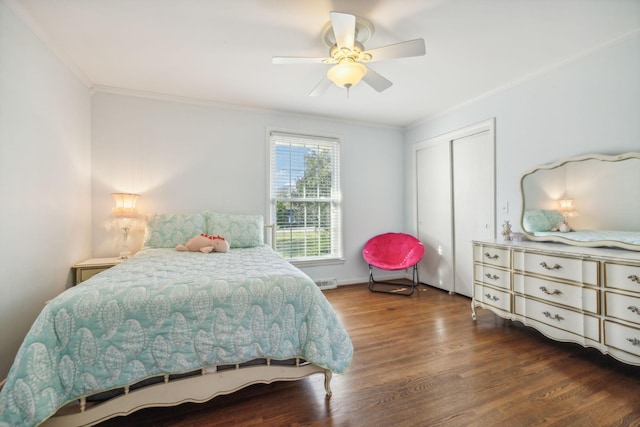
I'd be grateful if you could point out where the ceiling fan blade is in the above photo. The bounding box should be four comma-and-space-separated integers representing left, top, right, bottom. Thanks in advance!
330, 11, 355, 50
272, 56, 327, 65
362, 67, 393, 92
364, 38, 426, 62
309, 76, 333, 96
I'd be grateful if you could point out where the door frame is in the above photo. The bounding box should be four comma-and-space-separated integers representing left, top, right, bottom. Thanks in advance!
411, 118, 496, 294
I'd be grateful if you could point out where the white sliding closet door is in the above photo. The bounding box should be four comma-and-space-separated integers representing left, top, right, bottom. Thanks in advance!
452, 131, 494, 297
414, 120, 495, 297
416, 142, 453, 292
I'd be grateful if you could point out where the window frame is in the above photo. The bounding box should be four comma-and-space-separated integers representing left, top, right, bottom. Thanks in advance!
267, 129, 344, 266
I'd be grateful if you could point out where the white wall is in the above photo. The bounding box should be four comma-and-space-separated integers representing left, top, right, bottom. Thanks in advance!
0, 1, 92, 378
91, 92, 405, 285
404, 32, 640, 235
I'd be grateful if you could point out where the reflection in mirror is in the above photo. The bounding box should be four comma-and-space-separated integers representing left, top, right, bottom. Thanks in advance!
520, 152, 640, 251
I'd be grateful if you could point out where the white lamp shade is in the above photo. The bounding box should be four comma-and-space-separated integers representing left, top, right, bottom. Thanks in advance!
112, 193, 140, 218
559, 198, 574, 210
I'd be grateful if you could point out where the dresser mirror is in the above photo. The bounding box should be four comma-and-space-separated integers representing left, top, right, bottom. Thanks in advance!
520, 152, 640, 251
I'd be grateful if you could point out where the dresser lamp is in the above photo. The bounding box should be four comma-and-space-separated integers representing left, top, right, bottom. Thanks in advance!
558, 198, 577, 220
111, 193, 142, 259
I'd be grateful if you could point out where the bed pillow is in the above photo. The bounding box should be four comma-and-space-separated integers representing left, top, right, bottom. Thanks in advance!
206, 212, 264, 248
523, 209, 565, 233
542, 209, 565, 228
143, 212, 207, 248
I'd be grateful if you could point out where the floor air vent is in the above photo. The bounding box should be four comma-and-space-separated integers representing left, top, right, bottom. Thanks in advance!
315, 279, 338, 290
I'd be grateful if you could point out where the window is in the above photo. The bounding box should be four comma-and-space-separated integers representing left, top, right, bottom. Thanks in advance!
269, 131, 342, 263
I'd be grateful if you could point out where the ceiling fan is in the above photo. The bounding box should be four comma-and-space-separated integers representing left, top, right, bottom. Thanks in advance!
272, 11, 426, 96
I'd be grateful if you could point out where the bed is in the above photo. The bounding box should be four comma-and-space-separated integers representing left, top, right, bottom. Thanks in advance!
522, 208, 640, 250
0, 212, 353, 427
529, 230, 640, 247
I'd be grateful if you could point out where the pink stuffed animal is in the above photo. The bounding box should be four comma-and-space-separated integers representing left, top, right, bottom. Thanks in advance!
176, 234, 229, 253
551, 221, 573, 233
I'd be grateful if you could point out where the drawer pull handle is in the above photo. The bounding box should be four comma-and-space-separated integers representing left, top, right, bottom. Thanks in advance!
539, 286, 562, 296
484, 252, 499, 260
485, 293, 499, 302
628, 306, 640, 315
542, 311, 564, 322
485, 273, 500, 281
629, 275, 640, 283
627, 337, 640, 347
540, 262, 562, 271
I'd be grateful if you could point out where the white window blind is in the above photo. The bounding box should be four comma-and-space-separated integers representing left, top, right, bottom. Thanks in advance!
269, 131, 342, 261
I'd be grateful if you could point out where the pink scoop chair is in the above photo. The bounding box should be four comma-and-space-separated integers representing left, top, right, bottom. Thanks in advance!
362, 232, 425, 296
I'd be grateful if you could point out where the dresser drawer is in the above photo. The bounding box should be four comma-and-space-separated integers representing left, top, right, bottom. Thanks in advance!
474, 264, 510, 290
514, 295, 599, 341
604, 262, 640, 293
473, 245, 510, 269
604, 320, 640, 358
513, 251, 598, 285
605, 292, 640, 326
513, 273, 598, 314
474, 283, 511, 313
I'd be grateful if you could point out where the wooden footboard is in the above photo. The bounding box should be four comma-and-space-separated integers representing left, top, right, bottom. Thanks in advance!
41, 359, 331, 427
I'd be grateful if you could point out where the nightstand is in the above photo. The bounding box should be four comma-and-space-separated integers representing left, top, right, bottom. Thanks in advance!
72, 257, 123, 285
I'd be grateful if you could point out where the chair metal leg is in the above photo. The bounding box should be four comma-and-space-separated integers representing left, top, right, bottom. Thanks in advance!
368, 264, 419, 296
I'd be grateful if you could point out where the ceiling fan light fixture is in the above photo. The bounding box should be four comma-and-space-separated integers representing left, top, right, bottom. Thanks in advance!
326, 61, 367, 88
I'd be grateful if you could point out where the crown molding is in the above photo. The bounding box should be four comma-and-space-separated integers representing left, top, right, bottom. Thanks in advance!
406, 28, 640, 131
91, 84, 402, 131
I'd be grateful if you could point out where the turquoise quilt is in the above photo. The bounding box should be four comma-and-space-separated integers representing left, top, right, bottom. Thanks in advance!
532, 230, 640, 246
0, 246, 353, 426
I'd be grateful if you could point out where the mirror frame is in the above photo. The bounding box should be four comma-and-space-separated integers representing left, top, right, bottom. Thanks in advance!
519, 152, 640, 251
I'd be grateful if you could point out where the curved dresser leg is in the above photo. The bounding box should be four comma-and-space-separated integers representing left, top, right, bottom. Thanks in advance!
324, 370, 333, 396
471, 298, 477, 320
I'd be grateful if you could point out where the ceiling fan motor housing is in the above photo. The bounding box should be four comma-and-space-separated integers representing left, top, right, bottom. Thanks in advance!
325, 42, 372, 65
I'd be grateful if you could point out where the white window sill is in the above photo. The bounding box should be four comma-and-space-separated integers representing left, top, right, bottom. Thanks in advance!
289, 257, 345, 268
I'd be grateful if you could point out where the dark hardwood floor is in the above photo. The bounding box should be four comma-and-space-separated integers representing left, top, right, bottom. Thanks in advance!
99, 282, 640, 427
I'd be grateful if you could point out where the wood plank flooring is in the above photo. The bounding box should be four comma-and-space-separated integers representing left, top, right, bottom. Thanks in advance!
99, 283, 640, 427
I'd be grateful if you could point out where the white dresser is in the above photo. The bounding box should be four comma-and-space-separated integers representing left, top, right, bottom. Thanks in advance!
472, 240, 640, 366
